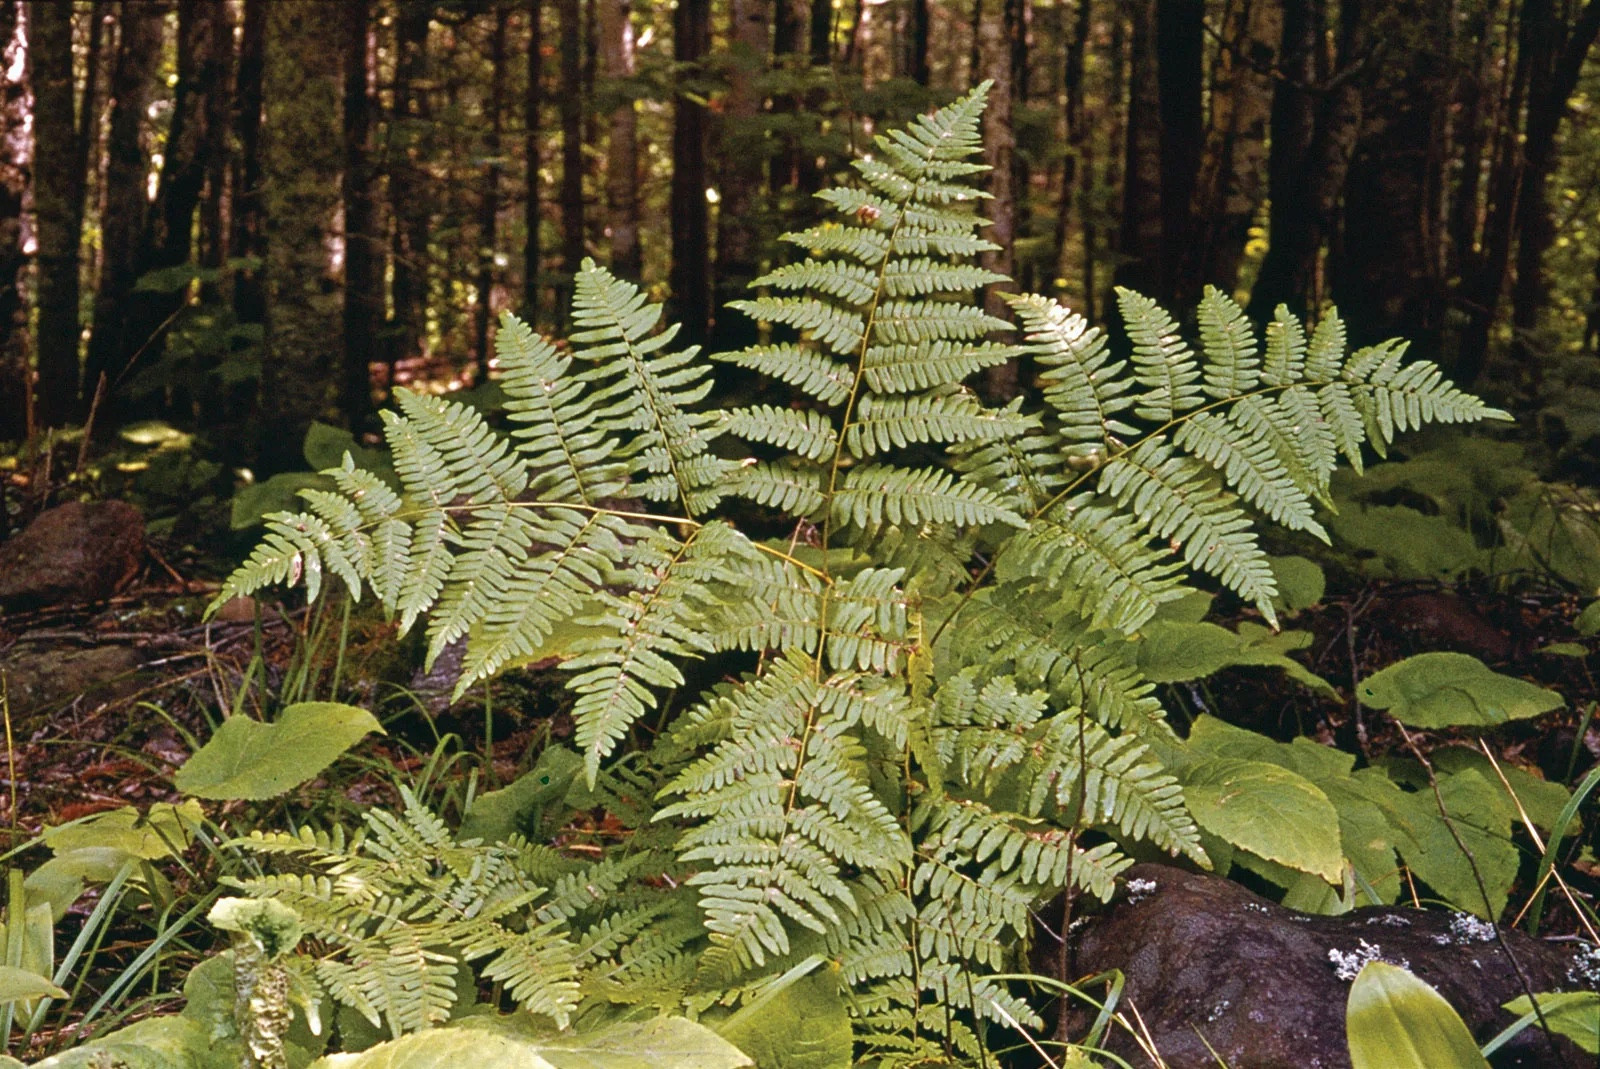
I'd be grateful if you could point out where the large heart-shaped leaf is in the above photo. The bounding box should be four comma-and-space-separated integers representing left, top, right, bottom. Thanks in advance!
174, 702, 383, 800
1346, 961, 1489, 1069
1182, 758, 1343, 883
1357, 652, 1563, 728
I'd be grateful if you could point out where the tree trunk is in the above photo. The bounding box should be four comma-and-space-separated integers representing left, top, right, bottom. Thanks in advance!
978, 0, 1021, 401
1332, 0, 1452, 352
1156, 0, 1203, 307
907, 0, 930, 85
524, 0, 544, 322
711, 0, 771, 351
343, 0, 380, 428
0, 1, 27, 442
232, 0, 267, 328
1053, 0, 1092, 319
475, 3, 508, 381
1112, 0, 1161, 299
83, 0, 165, 417
1246, 0, 1367, 321
599, 0, 640, 280
124, 0, 225, 419
389, 0, 432, 367
198, 0, 233, 305
558, 0, 584, 319
670, 0, 711, 344
257, 0, 343, 472
1188, 0, 1276, 299
30, 0, 78, 428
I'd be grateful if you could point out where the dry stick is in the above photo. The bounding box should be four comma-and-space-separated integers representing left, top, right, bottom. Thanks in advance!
1486, 744, 1600, 944
1393, 723, 1567, 1066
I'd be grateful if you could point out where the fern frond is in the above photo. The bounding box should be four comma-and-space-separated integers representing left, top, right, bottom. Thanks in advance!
882, 259, 1006, 297
781, 222, 892, 266
1174, 410, 1327, 540
1262, 304, 1307, 385
873, 300, 1008, 344
728, 295, 866, 355
713, 344, 852, 405
1117, 287, 1202, 422
1305, 307, 1346, 379
459, 920, 582, 1026
392, 389, 528, 504
1098, 440, 1278, 623
723, 405, 836, 461
835, 464, 1024, 531
1197, 285, 1261, 398
497, 311, 630, 504
1010, 292, 1137, 455
843, 391, 1027, 457
861, 339, 1020, 394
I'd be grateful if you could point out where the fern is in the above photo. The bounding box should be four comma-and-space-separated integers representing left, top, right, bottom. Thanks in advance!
218, 84, 1510, 1066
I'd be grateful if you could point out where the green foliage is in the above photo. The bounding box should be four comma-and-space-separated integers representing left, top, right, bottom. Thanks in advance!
1345, 961, 1490, 1069
173, 702, 383, 800
210, 85, 1508, 1064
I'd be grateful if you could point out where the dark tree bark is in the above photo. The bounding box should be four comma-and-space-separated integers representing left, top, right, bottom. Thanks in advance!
30, 0, 78, 428
907, 0, 930, 85
559, 0, 585, 317
1332, 0, 1452, 352
1246, 0, 1368, 321
1052, 0, 1092, 320
343, 0, 381, 428
198, 0, 233, 304
475, 2, 508, 381
1156, 0, 1203, 307
524, 0, 544, 322
0, 1, 28, 442
1113, 0, 1162, 298
83, 0, 166, 416
978, 0, 1022, 401
257, 0, 343, 472
231, 0, 267, 328
711, 0, 771, 351
1455, 0, 1600, 385
770, 0, 807, 192
1188, 0, 1276, 299
389, 0, 432, 365
124, 0, 226, 418
599, 0, 640, 280
670, 0, 711, 344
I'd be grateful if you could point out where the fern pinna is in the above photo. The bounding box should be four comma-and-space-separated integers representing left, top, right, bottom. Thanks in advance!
216, 83, 1505, 1064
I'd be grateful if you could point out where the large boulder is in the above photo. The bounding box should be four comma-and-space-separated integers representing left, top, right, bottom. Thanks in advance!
0, 500, 145, 612
1059, 863, 1597, 1068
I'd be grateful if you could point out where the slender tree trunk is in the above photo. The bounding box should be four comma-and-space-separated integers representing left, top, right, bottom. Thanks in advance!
1246, 0, 1367, 320
770, 0, 807, 192
559, 0, 584, 319
390, 0, 431, 366
232, 0, 267, 328
712, 0, 771, 351
1156, 0, 1203, 307
343, 0, 380, 427
978, 0, 1021, 401
670, 0, 711, 344
1332, 0, 1452, 352
600, 0, 640, 279
1054, 0, 1093, 319
30, 0, 78, 428
0, 1, 27, 443
257, 0, 343, 472
1112, 0, 1161, 298
1189, 0, 1275, 298
83, 0, 165, 417
907, 0, 930, 85
524, 0, 543, 322
124, 0, 223, 419
198, 1, 233, 306
475, 3, 507, 381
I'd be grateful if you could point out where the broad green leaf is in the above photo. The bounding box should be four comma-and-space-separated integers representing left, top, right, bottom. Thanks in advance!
1268, 554, 1326, 615
29, 1016, 222, 1069
310, 1015, 753, 1069
1357, 652, 1564, 728
1576, 601, 1600, 636
41, 800, 204, 859
1182, 758, 1343, 882
1346, 961, 1489, 1069
1501, 991, 1600, 1054
1429, 749, 1574, 837
1330, 504, 1485, 580
1138, 621, 1334, 695
1395, 768, 1517, 918
231, 471, 328, 530
1539, 642, 1589, 657
0, 965, 66, 1003
459, 746, 585, 844
174, 702, 384, 800
715, 959, 852, 1069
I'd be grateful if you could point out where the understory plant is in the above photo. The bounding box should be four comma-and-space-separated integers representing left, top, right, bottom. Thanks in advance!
178, 83, 1517, 1066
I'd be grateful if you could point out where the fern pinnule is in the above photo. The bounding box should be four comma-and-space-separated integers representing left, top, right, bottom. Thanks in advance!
1117, 286, 1203, 423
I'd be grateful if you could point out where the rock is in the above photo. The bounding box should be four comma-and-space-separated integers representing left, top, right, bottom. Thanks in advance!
0, 643, 144, 718
1059, 863, 1596, 1069
0, 500, 145, 612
